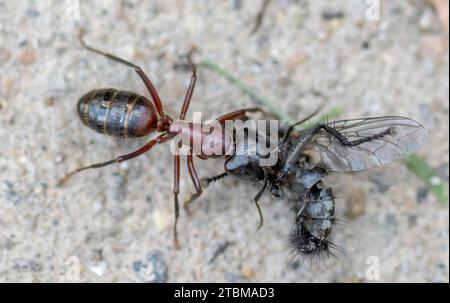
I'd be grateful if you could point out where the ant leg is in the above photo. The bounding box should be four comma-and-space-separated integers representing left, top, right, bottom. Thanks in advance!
172, 154, 181, 249
174, 49, 201, 216
179, 49, 197, 120
78, 29, 165, 116
214, 108, 271, 124
184, 154, 202, 215
57, 133, 169, 186
253, 176, 268, 230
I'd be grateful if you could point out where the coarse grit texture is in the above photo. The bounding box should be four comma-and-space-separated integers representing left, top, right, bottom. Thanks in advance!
0, 0, 448, 282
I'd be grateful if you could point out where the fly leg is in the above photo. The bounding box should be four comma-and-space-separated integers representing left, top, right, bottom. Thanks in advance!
184, 172, 228, 214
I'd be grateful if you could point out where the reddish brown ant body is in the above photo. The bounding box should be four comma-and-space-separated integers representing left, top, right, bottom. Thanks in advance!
58, 30, 262, 247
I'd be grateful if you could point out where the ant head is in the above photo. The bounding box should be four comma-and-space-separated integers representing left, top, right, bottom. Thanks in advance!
225, 127, 276, 182
224, 154, 265, 183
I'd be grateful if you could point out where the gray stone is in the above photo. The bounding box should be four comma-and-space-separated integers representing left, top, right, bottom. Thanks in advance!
133, 251, 168, 283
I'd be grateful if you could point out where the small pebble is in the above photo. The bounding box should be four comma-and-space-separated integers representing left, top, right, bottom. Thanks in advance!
408, 215, 418, 227
2, 180, 20, 205
419, 8, 440, 32
368, 172, 390, 193
44, 96, 56, 107
17, 49, 36, 65
152, 209, 171, 231
224, 272, 246, 283
416, 187, 429, 203
241, 266, 254, 279
26, 8, 40, 17
233, 0, 242, 10
54, 153, 65, 164
2, 77, 14, 96
18, 39, 28, 47
345, 188, 366, 220
133, 250, 168, 283
362, 41, 371, 49
384, 214, 398, 234
389, 5, 403, 16
285, 52, 309, 70
13, 258, 42, 272
433, 262, 448, 282
1, 238, 15, 250
430, 176, 442, 186
88, 261, 107, 277
0, 48, 11, 63
89, 248, 104, 262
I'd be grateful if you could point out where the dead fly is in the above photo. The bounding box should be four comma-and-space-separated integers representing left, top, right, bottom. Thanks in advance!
189, 116, 428, 259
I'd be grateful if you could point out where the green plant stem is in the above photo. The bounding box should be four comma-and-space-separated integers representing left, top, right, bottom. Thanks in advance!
200, 59, 293, 123
405, 154, 449, 206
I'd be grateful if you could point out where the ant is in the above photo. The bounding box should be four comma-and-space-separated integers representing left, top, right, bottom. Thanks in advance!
58, 29, 266, 248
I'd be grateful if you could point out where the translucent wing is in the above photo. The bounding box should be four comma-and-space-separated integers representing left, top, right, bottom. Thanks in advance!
303, 116, 428, 172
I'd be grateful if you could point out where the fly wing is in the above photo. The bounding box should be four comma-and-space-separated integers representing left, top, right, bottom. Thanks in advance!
303, 116, 428, 173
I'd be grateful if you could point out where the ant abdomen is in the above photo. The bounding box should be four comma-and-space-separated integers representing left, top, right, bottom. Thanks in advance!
77, 88, 158, 138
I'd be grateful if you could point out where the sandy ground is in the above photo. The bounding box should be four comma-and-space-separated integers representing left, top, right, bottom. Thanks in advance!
0, 0, 448, 282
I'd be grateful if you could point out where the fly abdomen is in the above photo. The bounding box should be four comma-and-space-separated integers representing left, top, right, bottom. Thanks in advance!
77, 88, 157, 138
